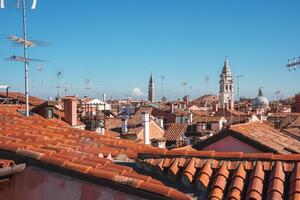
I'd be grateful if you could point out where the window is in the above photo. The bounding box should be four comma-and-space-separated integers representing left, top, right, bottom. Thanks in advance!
226, 85, 228, 91
206, 123, 212, 130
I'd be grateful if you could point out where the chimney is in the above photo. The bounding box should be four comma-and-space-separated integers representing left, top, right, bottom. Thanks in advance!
6, 86, 9, 104
121, 114, 128, 134
188, 111, 193, 124
64, 96, 77, 126
156, 117, 164, 128
171, 104, 174, 113
141, 112, 150, 145
184, 95, 189, 110
212, 103, 219, 112
97, 127, 105, 135
103, 93, 106, 102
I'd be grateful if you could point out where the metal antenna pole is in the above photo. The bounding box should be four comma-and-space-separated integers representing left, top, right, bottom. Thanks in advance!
22, 0, 29, 116
236, 75, 243, 123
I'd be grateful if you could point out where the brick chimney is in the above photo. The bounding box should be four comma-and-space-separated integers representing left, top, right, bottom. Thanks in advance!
212, 103, 219, 112
141, 112, 150, 145
188, 111, 193, 124
64, 96, 77, 126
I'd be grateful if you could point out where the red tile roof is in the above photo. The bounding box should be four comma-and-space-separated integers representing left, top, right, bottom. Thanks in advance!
228, 122, 300, 153
0, 105, 189, 200
164, 123, 187, 141
195, 121, 300, 154
138, 150, 300, 200
0, 92, 45, 106
193, 116, 225, 123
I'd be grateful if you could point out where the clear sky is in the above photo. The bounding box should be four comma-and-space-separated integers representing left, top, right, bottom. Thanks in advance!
0, 0, 299, 101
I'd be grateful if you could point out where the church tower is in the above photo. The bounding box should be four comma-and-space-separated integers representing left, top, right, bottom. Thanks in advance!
219, 58, 234, 110
148, 74, 154, 102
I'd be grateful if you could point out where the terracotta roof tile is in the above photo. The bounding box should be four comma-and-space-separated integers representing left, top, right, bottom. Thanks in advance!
226, 164, 246, 200
181, 158, 197, 186
138, 150, 300, 199
164, 123, 187, 141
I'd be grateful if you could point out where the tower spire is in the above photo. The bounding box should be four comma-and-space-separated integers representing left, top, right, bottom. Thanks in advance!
222, 57, 232, 75
148, 73, 154, 102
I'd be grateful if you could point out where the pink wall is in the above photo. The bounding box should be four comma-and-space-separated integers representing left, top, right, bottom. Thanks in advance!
1, 167, 145, 200
202, 136, 262, 153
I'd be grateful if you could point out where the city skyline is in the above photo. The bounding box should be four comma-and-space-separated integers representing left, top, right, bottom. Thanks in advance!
0, 0, 299, 100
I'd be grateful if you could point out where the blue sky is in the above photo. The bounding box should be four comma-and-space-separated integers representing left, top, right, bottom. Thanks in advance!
0, 0, 299, 101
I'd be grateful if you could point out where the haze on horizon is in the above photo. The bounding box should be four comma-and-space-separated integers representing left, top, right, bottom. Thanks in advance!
0, 0, 299, 101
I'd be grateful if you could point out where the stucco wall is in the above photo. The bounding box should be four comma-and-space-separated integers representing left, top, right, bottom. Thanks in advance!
137, 121, 164, 141
202, 135, 262, 153
1, 166, 145, 200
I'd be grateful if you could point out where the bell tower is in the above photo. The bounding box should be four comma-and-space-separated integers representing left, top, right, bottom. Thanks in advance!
148, 74, 154, 102
219, 58, 234, 110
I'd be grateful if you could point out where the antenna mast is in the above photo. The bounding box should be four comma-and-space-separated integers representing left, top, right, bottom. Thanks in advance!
1, 0, 38, 116
287, 57, 300, 70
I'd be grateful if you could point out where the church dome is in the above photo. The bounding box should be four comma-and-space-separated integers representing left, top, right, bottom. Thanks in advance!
252, 88, 269, 109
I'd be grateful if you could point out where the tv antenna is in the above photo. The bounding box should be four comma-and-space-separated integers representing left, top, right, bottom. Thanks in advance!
182, 81, 188, 96
36, 64, 44, 86
56, 71, 63, 120
85, 78, 92, 90
1, 0, 39, 117
161, 75, 165, 100
287, 56, 300, 71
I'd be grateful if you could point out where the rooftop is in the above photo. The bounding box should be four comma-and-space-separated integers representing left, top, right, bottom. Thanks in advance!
195, 121, 300, 154
0, 105, 189, 200
138, 150, 300, 200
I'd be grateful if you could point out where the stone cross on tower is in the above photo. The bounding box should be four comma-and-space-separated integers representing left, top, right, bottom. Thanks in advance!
219, 58, 234, 110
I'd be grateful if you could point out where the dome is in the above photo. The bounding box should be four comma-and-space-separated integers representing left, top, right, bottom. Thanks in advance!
252, 88, 269, 109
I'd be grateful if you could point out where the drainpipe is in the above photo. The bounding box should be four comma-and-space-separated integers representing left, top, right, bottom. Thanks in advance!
0, 163, 26, 177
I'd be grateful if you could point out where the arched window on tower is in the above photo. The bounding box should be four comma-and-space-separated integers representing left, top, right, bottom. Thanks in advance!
226, 85, 228, 92
229, 85, 232, 91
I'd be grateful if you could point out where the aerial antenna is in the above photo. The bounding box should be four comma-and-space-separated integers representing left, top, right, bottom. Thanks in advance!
36, 64, 44, 86
287, 56, 300, 71
85, 78, 92, 90
1, 0, 39, 117
205, 75, 209, 94
56, 71, 63, 120
161, 75, 165, 101
181, 81, 188, 96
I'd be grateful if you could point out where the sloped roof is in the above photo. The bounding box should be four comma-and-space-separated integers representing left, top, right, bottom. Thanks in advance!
195, 121, 300, 154
282, 128, 300, 140
269, 112, 300, 118
0, 105, 189, 200
290, 116, 300, 128
128, 106, 153, 126
138, 150, 300, 200
164, 124, 187, 141
230, 122, 300, 153
193, 116, 225, 123
0, 92, 45, 106
215, 108, 248, 117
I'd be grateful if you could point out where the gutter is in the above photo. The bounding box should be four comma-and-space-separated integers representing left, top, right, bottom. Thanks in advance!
0, 163, 26, 177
